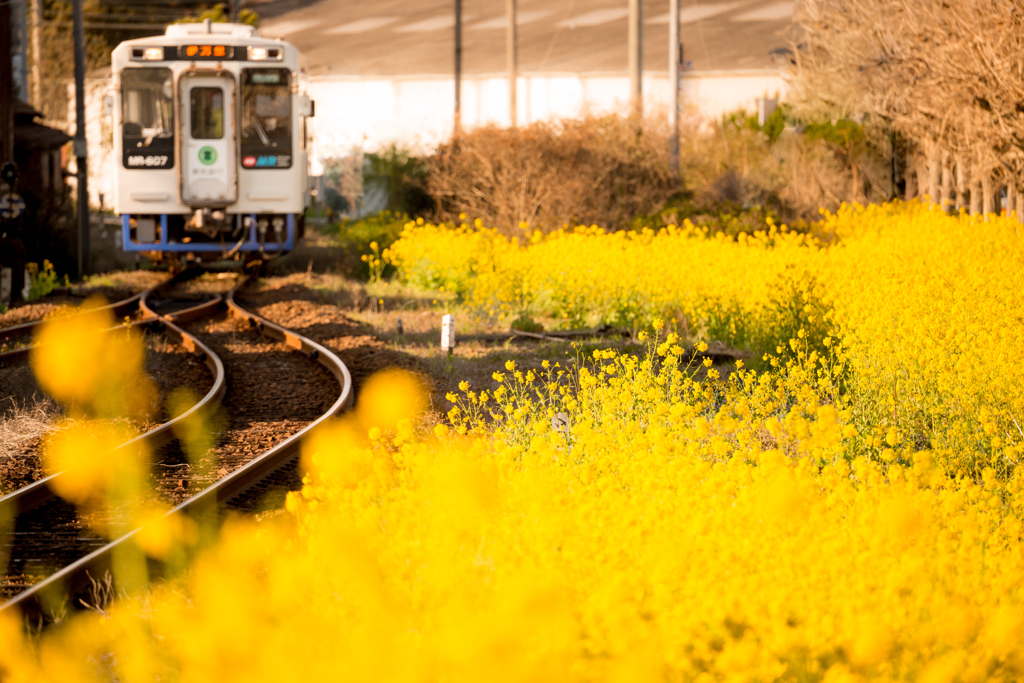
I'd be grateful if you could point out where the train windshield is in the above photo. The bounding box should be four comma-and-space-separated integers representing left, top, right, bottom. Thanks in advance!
241, 68, 292, 169
121, 67, 174, 169
190, 87, 224, 139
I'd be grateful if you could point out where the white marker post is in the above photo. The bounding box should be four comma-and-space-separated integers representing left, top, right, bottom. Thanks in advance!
441, 314, 455, 354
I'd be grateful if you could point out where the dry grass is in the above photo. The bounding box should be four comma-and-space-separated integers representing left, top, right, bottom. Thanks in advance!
81, 270, 166, 293
0, 398, 60, 462
424, 113, 891, 237
678, 123, 891, 223
427, 115, 677, 236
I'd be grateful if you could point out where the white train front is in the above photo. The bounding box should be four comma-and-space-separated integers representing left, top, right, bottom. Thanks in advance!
110, 20, 314, 262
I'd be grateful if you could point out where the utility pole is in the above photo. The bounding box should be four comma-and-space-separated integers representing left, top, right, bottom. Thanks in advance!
454, 0, 463, 136
628, 0, 643, 118
507, 0, 517, 128
73, 0, 89, 277
890, 131, 897, 201
30, 0, 41, 108
12, 0, 28, 101
668, 0, 681, 181
0, 0, 14, 165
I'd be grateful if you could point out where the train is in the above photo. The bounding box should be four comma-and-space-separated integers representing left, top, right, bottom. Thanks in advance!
109, 20, 314, 265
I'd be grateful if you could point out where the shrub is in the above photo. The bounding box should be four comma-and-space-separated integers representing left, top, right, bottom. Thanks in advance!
365, 145, 432, 217
675, 111, 891, 227
25, 260, 67, 301
427, 116, 677, 236
425, 111, 892, 240
339, 212, 410, 281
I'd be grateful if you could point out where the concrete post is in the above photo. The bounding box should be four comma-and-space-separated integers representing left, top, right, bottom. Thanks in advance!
507, 0, 517, 128
74, 0, 90, 276
628, 0, 643, 118
668, 0, 680, 181
454, 0, 463, 136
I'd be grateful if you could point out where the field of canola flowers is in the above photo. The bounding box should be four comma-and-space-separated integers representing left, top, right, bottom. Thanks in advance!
389, 202, 1024, 477
2, 201, 1024, 681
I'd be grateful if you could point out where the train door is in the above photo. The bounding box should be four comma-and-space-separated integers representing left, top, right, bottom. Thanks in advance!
179, 73, 237, 205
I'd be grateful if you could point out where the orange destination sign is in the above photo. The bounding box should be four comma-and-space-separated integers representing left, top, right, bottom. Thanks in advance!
178, 45, 234, 59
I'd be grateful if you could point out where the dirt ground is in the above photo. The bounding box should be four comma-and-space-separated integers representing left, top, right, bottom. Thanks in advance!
238, 272, 647, 426
0, 258, 748, 500
1, 261, 742, 417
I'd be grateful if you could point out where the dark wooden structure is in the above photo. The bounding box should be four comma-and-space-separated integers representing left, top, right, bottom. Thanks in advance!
0, 100, 72, 303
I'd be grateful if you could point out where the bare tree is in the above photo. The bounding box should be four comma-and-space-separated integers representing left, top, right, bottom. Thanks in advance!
792, 0, 1024, 220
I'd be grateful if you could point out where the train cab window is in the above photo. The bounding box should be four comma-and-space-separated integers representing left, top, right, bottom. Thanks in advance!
190, 87, 224, 139
121, 68, 174, 169
241, 68, 292, 168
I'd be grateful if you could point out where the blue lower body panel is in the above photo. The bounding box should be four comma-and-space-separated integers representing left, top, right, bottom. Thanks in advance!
121, 214, 296, 254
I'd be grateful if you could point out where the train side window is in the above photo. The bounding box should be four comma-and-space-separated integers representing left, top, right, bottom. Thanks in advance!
120, 67, 174, 169
190, 87, 225, 139
241, 68, 292, 168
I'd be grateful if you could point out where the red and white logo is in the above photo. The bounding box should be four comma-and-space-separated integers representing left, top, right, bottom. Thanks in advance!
242, 156, 257, 168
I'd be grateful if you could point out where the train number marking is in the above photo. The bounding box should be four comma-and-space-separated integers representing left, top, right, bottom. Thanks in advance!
127, 155, 169, 167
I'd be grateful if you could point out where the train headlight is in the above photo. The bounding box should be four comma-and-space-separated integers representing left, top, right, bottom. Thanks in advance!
130, 46, 165, 61
247, 46, 283, 61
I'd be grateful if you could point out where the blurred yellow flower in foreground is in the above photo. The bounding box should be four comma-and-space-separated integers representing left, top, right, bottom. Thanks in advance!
17, 351, 1024, 681
41, 419, 146, 508
30, 297, 112, 408
7, 202, 1024, 681
31, 296, 156, 421
355, 368, 428, 431
135, 508, 198, 560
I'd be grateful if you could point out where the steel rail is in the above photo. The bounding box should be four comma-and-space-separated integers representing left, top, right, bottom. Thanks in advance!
0, 297, 222, 367
0, 271, 200, 366
0, 309, 226, 517
1, 276, 353, 622
0, 270, 228, 518
0, 292, 144, 342
138, 278, 226, 325
0, 272, 183, 343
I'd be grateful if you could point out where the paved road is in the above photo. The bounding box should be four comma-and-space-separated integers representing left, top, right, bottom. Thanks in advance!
247, 0, 793, 76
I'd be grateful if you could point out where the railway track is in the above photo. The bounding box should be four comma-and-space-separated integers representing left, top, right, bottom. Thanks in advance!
0, 285, 151, 351
0, 269, 353, 624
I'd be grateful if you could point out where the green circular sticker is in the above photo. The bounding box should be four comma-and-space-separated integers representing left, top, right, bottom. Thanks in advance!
198, 146, 218, 165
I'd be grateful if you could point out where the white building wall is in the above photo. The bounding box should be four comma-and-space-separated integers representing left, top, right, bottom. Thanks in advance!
68, 78, 117, 210
310, 69, 787, 157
